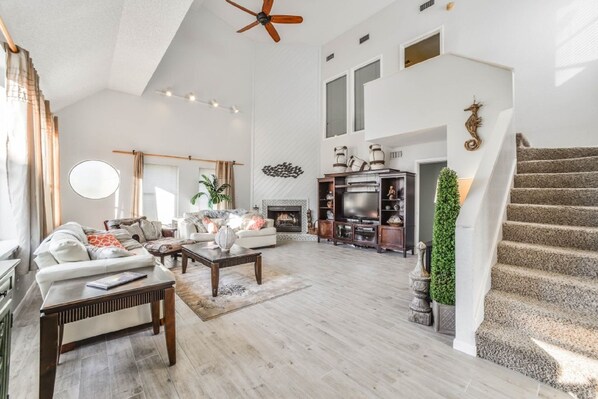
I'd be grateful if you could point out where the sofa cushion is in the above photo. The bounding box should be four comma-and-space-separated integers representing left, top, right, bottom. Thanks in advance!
236, 227, 277, 238
140, 219, 162, 241
143, 238, 197, 254
55, 222, 89, 244
121, 223, 146, 243
49, 235, 91, 263
34, 251, 58, 269
104, 216, 147, 230
189, 233, 216, 242
184, 215, 208, 233
241, 213, 266, 231
87, 234, 125, 249
87, 246, 132, 260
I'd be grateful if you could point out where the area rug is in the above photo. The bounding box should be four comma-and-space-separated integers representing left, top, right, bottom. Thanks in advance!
172, 262, 310, 321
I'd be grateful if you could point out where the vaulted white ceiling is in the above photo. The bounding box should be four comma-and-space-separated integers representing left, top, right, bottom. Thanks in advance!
0, 0, 397, 109
203, 0, 397, 45
0, 0, 194, 110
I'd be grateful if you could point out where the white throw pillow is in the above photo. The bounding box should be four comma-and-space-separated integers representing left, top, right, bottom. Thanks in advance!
86, 246, 133, 260
49, 238, 90, 263
122, 223, 146, 243
33, 251, 58, 269
140, 219, 162, 241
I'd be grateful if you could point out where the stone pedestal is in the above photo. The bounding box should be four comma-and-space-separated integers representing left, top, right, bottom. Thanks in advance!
408, 242, 432, 326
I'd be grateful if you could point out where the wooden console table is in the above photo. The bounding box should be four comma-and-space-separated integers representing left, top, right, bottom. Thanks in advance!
39, 266, 176, 399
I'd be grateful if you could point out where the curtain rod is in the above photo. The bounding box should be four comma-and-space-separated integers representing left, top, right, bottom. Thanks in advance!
112, 150, 244, 166
0, 16, 18, 53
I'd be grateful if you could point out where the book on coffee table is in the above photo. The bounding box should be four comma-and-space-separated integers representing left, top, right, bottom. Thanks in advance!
86, 271, 147, 290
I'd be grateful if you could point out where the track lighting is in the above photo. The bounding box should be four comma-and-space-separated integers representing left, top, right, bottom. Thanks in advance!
156, 90, 239, 114
210, 99, 219, 108
165, 89, 172, 97
231, 106, 240, 114
188, 93, 196, 101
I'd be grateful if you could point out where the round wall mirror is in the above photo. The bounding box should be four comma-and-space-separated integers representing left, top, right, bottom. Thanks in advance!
69, 160, 120, 200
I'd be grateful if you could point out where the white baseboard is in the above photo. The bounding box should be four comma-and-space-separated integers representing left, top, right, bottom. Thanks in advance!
453, 338, 477, 357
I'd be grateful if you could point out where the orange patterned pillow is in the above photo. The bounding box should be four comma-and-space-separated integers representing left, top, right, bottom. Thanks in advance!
87, 234, 125, 249
247, 215, 266, 231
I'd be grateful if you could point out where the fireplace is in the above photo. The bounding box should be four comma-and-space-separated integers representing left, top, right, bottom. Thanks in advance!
267, 206, 302, 233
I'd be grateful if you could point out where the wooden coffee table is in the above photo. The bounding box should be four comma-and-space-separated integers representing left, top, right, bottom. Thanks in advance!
39, 266, 176, 399
181, 243, 262, 297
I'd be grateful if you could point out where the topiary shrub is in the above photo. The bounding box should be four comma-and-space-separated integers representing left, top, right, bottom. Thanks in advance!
430, 167, 461, 306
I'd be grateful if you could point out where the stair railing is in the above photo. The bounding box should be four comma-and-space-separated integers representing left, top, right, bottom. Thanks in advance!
453, 108, 515, 355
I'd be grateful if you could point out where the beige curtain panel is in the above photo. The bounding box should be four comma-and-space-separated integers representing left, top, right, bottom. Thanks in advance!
215, 160, 235, 210
4, 43, 61, 271
131, 151, 144, 218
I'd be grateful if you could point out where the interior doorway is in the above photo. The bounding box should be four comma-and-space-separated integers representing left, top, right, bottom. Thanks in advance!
418, 161, 447, 243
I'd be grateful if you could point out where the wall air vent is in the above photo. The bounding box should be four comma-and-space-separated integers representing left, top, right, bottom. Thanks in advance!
326, 53, 335, 62
390, 151, 403, 159
359, 34, 370, 44
420, 0, 435, 12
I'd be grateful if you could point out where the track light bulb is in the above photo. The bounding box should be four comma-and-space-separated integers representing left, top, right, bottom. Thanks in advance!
188, 93, 196, 101
231, 106, 240, 114
210, 99, 219, 108
165, 89, 172, 97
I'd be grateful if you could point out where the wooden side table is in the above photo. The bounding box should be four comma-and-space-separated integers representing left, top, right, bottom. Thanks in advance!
39, 266, 176, 399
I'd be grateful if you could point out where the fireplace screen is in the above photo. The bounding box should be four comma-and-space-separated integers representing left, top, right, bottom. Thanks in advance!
267, 206, 302, 233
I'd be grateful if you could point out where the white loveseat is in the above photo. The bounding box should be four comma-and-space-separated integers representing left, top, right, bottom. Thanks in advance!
34, 222, 172, 344
178, 210, 277, 248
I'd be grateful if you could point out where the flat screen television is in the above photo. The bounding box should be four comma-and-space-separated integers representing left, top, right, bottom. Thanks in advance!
343, 192, 378, 219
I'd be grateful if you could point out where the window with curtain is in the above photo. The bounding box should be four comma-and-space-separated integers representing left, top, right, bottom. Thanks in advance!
354, 59, 381, 132
142, 164, 178, 225
325, 75, 347, 138
197, 168, 215, 210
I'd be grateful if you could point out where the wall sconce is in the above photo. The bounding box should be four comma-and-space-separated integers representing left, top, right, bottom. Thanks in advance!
446, 2, 455, 11
458, 178, 473, 204
155, 90, 240, 114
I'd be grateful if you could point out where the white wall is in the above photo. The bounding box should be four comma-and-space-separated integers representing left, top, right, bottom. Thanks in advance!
58, 7, 254, 228
320, 0, 598, 156
252, 44, 320, 212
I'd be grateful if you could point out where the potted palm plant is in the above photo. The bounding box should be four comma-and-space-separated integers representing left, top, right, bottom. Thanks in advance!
430, 167, 460, 335
190, 174, 231, 209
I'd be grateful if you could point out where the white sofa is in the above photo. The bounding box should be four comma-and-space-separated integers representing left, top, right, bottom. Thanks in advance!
34, 222, 173, 344
178, 210, 277, 248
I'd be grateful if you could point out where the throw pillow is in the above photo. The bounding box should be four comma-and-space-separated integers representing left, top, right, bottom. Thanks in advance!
86, 246, 132, 260
227, 214, 244, 232
202, 217, 220, 234
121, 223, 146, 243
110, 229, 143, 250
87, 234, 125, 249
242, 214, 266, 231
140, 219, 162, 241
49, 237, 90, 263
33, 251, 58, 269
185, 215, 208, 234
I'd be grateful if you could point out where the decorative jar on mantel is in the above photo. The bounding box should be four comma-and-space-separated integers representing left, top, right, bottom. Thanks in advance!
333, 146, 348, 172
215, 226, 236, 252
369, 144, 385, 170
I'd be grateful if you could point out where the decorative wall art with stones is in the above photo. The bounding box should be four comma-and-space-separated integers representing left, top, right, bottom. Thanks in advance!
262, 163, 304, 178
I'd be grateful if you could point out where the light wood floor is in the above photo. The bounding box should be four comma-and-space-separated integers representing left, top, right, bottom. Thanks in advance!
10, 241, 569, 399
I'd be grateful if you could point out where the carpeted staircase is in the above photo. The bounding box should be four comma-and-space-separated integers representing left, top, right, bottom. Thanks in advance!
476, 146, 598, 399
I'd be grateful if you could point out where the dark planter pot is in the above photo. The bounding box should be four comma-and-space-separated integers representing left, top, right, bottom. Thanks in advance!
432, 301, 455, 336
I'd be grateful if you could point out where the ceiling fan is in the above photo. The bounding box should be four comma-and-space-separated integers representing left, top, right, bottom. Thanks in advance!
225, 0, 303, 43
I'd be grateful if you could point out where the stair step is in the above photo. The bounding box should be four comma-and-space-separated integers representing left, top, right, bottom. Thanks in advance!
491, 263, 598, 316
518, 156, 598, 174
476, 321, 598, 399
498, 240, 598, 279
484, 290, 598, 359
514, 171, 598, 188
517, 146, 598, 162
507, 204, 598, 227
511, 188, 598, 206
503, 221, 598, 251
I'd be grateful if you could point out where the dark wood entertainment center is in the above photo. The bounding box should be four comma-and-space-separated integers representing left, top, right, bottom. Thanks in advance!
317, 169, 415, 256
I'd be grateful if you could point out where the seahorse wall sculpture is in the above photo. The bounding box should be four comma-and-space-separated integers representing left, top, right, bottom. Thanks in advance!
464, 99, 483, 151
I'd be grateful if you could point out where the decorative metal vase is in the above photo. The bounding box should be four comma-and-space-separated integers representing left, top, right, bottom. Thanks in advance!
368, 144, 386, 170
215, 226, 236, 252
333, 146, 348, 172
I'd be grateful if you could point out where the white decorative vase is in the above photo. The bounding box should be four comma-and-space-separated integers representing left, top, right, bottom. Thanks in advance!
369, 144, 385, 170
347, 155, 371, 172
333, 146, 348, 172
215, 226, 236, 252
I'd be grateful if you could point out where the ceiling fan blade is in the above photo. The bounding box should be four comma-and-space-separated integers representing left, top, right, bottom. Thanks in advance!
225, 0, 257, 16
264, 22, 280, 43
237, 21, 259, 33
262, 0, 274, 14
270, 15, 303, 24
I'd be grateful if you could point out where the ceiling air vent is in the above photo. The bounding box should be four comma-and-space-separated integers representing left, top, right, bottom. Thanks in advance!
326, 53, 335, 62
359, 34, 370, 45
420, 0, 435, 12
